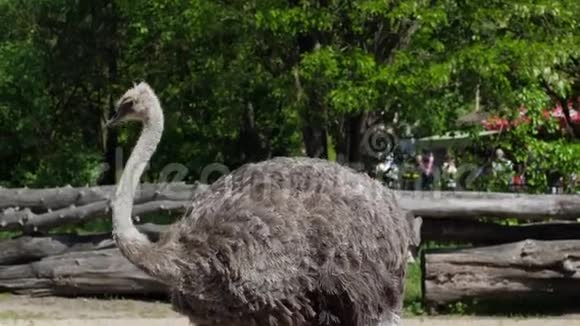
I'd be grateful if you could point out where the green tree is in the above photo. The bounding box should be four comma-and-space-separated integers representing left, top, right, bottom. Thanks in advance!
1, 0, 578, 189
0, 0, 120, 186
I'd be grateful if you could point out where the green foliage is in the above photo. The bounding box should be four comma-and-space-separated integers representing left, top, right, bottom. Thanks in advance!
0, 0, 578, 188
403, 261, 425, 316
467, 87, 580, 194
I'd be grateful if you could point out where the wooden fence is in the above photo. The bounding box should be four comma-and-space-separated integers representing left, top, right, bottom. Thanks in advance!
0, 183, 579, 308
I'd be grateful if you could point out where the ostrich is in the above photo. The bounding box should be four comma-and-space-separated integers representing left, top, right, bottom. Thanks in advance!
106, 82, 413, 326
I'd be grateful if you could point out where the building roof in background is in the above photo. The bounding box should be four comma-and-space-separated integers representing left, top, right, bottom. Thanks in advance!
459, 99, 580, 132
457, 110, 493, 125
399, 130, 500, 152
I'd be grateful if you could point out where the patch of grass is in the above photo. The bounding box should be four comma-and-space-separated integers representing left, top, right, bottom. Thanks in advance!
0, 292, 12, 301
0, 311, 19, 319
403, 261, 424, 316
0, 231, 20, 241
436, 297, 580, 317
0, 310, 47, 320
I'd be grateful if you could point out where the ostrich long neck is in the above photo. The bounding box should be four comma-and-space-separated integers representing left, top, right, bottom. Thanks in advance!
112, 101, 177, 283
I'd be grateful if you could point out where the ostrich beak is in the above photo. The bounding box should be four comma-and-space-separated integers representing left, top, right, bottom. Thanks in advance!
105, 111, 123, 128
106, 99, 134, 128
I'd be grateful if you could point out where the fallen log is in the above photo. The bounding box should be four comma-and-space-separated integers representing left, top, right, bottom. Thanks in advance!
0, 200, 188, 233
423, 239, 580, 306
421, 219, 580, 244
0, 182, 207, 210
0, 224, 167, 265
0, 248, 167, 296
396, 190, 580, 220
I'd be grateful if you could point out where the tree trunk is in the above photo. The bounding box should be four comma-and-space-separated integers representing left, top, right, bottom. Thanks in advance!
332, 112, 378, 172
302, 122, 328, 159
100, 0, 120, 185
299, 58, 328, 159
293, 21, 328, 159
331, 116, 349, 164
239, 102, 269, 163
347, 113, 366, 164
541, 78, 578, 139
102, 117, 119, 185
423, 240, 580, 306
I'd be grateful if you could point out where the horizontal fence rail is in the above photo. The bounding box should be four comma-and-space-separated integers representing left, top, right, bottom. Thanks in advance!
1, 184, 579, 234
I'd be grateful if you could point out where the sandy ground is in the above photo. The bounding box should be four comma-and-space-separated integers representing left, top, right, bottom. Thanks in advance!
2, 295, 580, 326
0, 295, 179, 320
4, 317, 580, 326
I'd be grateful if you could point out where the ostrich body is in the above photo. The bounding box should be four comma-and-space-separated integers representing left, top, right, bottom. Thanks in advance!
107, 82, 412, 326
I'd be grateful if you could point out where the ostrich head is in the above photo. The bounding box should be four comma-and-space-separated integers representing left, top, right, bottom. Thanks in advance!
106, 82, 160, 127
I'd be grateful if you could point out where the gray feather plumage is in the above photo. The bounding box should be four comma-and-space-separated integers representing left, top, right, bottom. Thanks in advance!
157, 157, 411, 326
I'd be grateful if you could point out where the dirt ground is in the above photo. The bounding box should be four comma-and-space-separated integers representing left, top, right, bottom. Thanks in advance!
0, 295, 179, 320
2, 295, 580, 326
0, 295, 186, 325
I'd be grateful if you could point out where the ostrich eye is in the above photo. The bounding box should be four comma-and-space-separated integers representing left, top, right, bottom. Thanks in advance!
120, 99, 134, 110
117, 99, 135, 115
